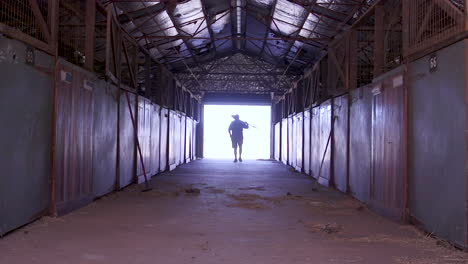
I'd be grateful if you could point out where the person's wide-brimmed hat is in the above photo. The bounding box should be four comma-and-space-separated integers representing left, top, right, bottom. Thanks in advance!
232, 114, 239, 119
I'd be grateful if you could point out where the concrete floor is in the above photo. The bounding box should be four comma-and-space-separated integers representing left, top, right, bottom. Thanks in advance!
1, 159, 467, 264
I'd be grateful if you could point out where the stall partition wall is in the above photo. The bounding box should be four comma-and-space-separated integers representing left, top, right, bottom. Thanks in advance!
288, 116, 295, 167
349, 86, 372, 204
0, 37, 53, 235
295, 113, 303, 172
93, 81, 118, 197
192, 120, 197, 161
409, 40, 468, 246
150, 105, 161, 176
370, 68, 406, 221
309, 101, 332, 186
168, 111, 176, 170
53, 60, 94, 216
185, 118, 192, 163
119, 91, 137, 189
281, 119, 288, 165
332, 95, 349, 193
160, 108, 169, 171
179, 115, 186, 165
136, 97, 152, 183
303, 110, 311, 175
274, 123, 281, 161
169, 110, 185, 170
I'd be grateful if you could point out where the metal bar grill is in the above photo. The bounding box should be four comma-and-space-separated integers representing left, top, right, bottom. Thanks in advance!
404, 0, 466, 57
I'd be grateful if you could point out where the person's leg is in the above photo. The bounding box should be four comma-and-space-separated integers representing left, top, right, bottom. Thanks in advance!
232, 138, 238, 162
233, 146, 238, 162
239, 143, 243, 162
238, 138, 243, 162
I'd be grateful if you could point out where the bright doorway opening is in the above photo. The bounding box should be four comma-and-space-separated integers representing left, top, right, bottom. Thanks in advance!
204, 105, 271, 159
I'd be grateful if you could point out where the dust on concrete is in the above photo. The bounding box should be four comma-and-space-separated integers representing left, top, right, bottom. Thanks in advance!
225, 202, 271, 210
204, 186, 226, 194
299, 221, 344, 235
238, 186, 266, 191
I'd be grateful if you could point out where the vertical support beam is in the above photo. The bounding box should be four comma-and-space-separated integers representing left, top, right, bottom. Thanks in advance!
374, 4, 385, 77
105, 6, 112, 76
49, 0, 60, 215
197, 102, 204, 158
85, 0, 96, 71
465, 39, 468, 245
349, 29, 358, 90
403, 62, 409, 223
48, 0, 59, 54
465, 0, 468, 32
270, 97, 275, 159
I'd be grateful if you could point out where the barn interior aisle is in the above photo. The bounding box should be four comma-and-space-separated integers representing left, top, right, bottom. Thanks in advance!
1, 159, 466, 264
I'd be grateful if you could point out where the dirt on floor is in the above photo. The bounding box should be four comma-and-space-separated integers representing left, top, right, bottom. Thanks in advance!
0, 160, 467, 264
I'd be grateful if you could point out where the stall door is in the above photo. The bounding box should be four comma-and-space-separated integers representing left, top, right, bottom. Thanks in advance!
303, 110, 311, 175
295, 113, 303, 172
370, 72, 406, 221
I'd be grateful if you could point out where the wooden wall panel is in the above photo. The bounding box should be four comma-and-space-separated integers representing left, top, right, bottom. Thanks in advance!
318, 100, 332, 186
150, 104, 161, 176
137, 97, 152, 183
160, 108, 169, 171
349, 85, 372, 203
370, 70, 406, 221
332, 94, 349, 193
281, 119, 288, 164
303, 110, 311, 175
54, 61, 94, 215
118, 91, 136, 189
295, 113, 304, 172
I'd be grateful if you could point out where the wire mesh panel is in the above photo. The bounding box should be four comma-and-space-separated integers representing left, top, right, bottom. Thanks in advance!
383, 0, 403, 72
356, 26, 374, 88
404, 0, 466, 57
0, 0, 49, 42
58, 0, 87, 66
94, 9, 107, 75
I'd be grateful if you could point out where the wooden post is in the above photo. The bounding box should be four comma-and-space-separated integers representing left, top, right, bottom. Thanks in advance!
85, 0, 96, 71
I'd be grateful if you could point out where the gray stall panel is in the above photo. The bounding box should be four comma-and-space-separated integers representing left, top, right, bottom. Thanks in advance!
409, 40, 467, 246
119, 91, 136, 188
349, 86, 372, 203
274, 122, 280, 161
150, 104, 161, 175
0, 37, 53, 235
93, 81, 118, 197
303, 110, 311, 175
160, 108, 169, 171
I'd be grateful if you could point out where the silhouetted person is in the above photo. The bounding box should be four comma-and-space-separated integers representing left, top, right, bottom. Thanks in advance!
228, 114, 249, 162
